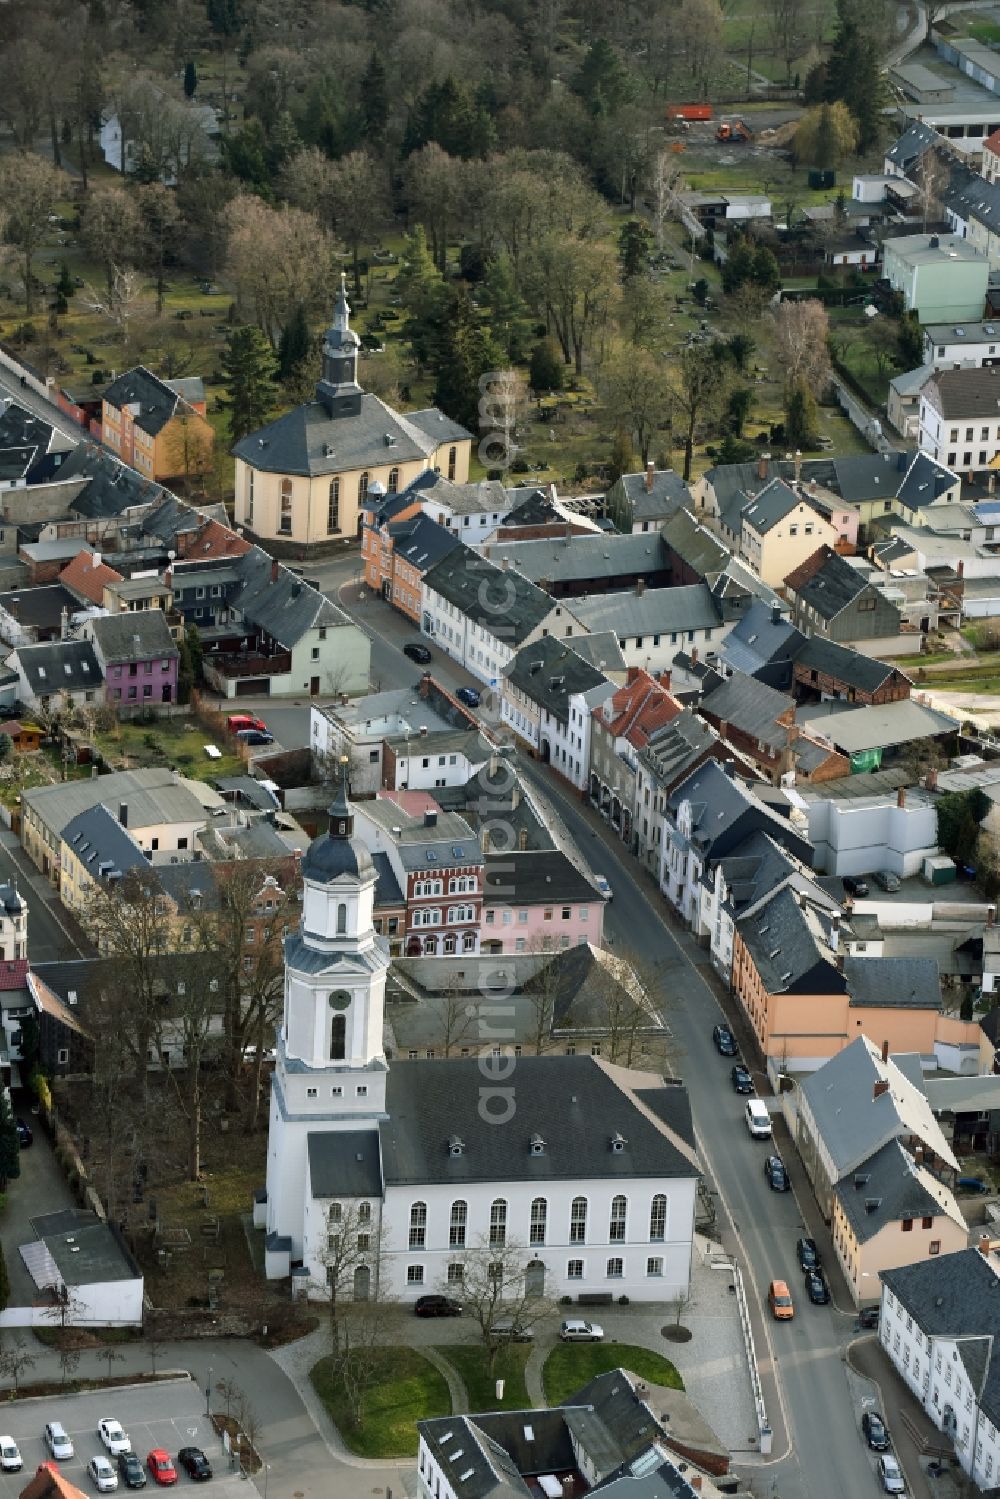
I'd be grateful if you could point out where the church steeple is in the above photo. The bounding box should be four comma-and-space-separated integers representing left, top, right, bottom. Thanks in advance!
316, 271, 363, 418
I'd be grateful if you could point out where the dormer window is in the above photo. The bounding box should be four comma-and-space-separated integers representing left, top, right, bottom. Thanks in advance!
530, 1134, 545, 1156
611, 1132, 627, 1154
448, 1136, 465, 1157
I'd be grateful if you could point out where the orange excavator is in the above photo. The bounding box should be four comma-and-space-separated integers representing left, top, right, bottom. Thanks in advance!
716, 118, 754, 143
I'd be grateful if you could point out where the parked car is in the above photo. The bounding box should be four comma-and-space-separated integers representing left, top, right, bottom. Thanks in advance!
492, 1320, 533, 1342
45, 1424, 74, 1461
763, 1155, 790, 1191
177, 1449, 212, 1482
712, 1024, 738, 1056
99, 1421, 132, 1456
559, 1320, 604, 1342
147, 1452, 177, 1487
796, 1237, 822, 1271
403, 642, 432, 664
858, 1306, 881, 1330
236, 729, 275, 746
15, 1118, 31, 1147
118, 1455, 146, 1490
455, 686, 480, 708
804, 1269, 829, 1305
842, 875, 870, 897
594, 874, 613, 902
730, 1063, 753, 1094
226, 714, 266, 735
862, 1411, 890, 1451
877, 1454, 905, 1494
768, 1279, 794, 1320
414, 1295, 462, 1318
873, 870, 901, 893
0, 1438, 22, 1472
89, 1457, 119, 1493
745, 1098, 772, 1139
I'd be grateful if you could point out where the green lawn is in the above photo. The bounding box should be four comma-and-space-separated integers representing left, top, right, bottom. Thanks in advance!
93, 715, 245, 782
434, 1342, 532, 1412
541, 1344, 684, 1406
310, 1349, 450, 1458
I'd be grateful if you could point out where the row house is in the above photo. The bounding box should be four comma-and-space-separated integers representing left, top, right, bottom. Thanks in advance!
588, 668, 682, 851
102, 366, 213, 484
919, 365, 1000, 475
500, 636, 609, 790
351, 793, 484, 957
83, 609, 179, 707
634, 710, 741, 876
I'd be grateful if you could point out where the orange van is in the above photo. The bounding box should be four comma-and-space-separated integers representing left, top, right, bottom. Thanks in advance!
768, 1279, 794, 1320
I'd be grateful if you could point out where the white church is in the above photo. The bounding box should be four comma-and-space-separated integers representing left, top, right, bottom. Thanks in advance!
257, 778, 701, 1304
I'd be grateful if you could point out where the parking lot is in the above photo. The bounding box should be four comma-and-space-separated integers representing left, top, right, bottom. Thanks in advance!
0, 1380, 249, 1499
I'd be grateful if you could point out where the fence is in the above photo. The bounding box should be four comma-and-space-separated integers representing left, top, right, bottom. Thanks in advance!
0, 341, 51, 402
711, 1250, 772, 1453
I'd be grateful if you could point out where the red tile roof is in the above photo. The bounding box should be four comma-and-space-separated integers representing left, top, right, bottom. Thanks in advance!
593, 667, 682, 750
185, 518, 253, 560
985, 129, 1000, 156
59, 549, 123, 606
0, 958, 28, 991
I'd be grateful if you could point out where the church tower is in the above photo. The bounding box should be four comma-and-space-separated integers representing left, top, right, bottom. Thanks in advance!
263, 768, 389, 1261
315, 272, 363, 418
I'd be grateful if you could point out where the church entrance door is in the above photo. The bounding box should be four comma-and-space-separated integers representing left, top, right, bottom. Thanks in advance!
353, 1264, 371, 1301
525, 1259, 545, 1298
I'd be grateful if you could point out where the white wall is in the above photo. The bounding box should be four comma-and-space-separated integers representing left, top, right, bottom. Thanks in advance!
803, 797, 938, 875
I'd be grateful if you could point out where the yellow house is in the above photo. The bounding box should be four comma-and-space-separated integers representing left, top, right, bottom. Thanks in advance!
738, 479, 839, 587
232, 276, 472, 547
101, 368, 214, 483
831, 1138, 968, 1305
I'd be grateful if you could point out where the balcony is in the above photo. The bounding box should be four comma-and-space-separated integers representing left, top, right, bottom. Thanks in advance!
204, 648, 292, 681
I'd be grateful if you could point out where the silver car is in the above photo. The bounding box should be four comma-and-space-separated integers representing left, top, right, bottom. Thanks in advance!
877, 1454, 905, 1494
560, 1319, 604, 1342
88, 1456, 119, 1493
44, 1423, 74, 1461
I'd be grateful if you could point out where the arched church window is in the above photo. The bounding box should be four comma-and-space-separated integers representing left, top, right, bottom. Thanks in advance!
330, 1014, 346, 1061
337, 902, 347, 935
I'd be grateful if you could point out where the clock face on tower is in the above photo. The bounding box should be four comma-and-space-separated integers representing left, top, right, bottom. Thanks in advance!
329, 990, 351, 1011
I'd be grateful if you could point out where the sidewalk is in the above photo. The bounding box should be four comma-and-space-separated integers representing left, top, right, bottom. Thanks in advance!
849, 1335, 962, 1499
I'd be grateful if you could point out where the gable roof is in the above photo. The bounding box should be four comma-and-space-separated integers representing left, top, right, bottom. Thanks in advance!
54, 441, 166, 520
721, 599, 804, 676
229, 548, 346, 648
736, 885, 844, 995
799, 1035, 958, 1177
794, 636, 906, 694
10, 638, 102, 696
884, 119, 942, 173
699, 671, 795, 751
797, 697, 954, 753
184, 518, 253, 561
833, 1137, 964, 1244
641, 708, 727, 792
59, 549, 124, 606
666, 759, 811, 863
62, 804, 148, 883
423, 545, 561, 646
594, 669, 681, 749
102, 365, 199, 437
740, 478, 811, 535
661, 508, 730, 579
389, 511, 462, 573
922, 366, 1000, 420
88, 610, 179, 664
785, 545, 875, 618
569, 584, 721, 639
617, 468, 690, 521
503, 637, 607, 722
845, 955, 941, 1009
484, 532, 667, 586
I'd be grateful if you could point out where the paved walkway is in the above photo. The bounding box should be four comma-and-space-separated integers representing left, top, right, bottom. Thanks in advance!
849, 1335, 963, 1499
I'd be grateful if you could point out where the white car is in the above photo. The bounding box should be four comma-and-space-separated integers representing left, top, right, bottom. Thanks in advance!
744, 1098, 772, 1140
0, 1437, 22, 1472
560, 1319, 604, 1342
98, 1420, 131, 1457
44, 1423, 74, 1461
594, 875, 613, 901
88, 1456, 119, 1493
877, 1454, 905, 1494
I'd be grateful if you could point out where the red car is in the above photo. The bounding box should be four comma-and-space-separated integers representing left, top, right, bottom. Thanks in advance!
147, 1452, 177, 1487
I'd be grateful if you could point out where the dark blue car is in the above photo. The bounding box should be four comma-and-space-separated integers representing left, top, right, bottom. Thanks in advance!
456, 686, 481, 708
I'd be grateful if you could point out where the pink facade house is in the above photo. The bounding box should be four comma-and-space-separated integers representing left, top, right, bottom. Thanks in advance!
85, 609, 180, 706
482, 849, 606, 954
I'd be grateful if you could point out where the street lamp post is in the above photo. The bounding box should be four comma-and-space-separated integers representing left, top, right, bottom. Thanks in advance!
206, 1367, 213, 1417
263, 1463, 271, 1499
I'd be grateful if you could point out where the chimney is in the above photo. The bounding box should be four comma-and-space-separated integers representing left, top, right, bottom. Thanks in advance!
925, 768, 938, 791
645, 461, 655, 493
118, 802, 128, 828
482, 825, 491, 852
989, 905, 996, 928
758, 452, 770, 481
419, 672, 432, 698
897, 786, 906, 808
660, 668, 671, 690
423, 809, 437, 827
981, 1234, 993, 1258
881, 1039, 889, 1064
635, 578, 646, 597
60, 606, 69, 642
419, 725, 428, 737
958, 559, 965, 579
874, 1079, 890, 1100
271, 559, 280, 583
914, 1145, 924, 1166
690, 646, 698, 664
518, 828, 528, 850
691, 1480, 702, 1494
794, 449, 803, 482
92, 551, 101, 568
771, 604, 782, 625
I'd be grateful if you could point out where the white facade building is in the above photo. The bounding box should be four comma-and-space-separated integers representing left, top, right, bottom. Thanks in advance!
923, 320, 1000, 369
261, 780, 701, 1303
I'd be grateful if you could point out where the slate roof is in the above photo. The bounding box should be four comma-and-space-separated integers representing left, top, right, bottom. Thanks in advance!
22, 767, 217, 843
884, 119, 942, 173
423, 545, 559, 647
721, 600, 804, 677
641, 708, 725, 791
59, 550, 124, 607
484, 532, 667, 585
483, 849, 603, 906
0, 584, 79, 633
845, 955, 941, 1008
388, 512, 461, 573
371, 850, 405, 908
667, 759, 811, 863
569, 584, 721, 639
833, 1138, 962, 1244
405, 470, 509, 516
785, 545, 874, 618
10, 639, 102, 696
0, 402, 64, 483
504, 637, 607, 722
740, 479, 809, 535
945, 161, 1000, 238
568, 631, 628, 674
378, 1055, 700, 1186
88, 610, 178, 664
737, 886, 844, 995
103, 365, 198, 437
794, 636, 905, 694
233, 394, 469, 477
230, 548, 346, 648
307, 1130, 383, 1198
62, 804, 148, 883
799, 1035, 958, 1177
618, 468, 691, 521
355, 800, 481, 872
922, 366, 1000, 420
660, 508, 730, 579
699, 671, 795, 751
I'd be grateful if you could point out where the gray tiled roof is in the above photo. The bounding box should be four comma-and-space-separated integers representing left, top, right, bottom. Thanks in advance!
699, 670, 795, 751
379, 1055, 700, 1186
89, 609, 178, 664
641, 708, 722, 791
11, 638, 102, 696
666, 759, 811, 863
787, 546, 871, 619
356, 800, 481, 872
845, 955, 941, 1009
423, 545, 558, 646
884, 120, 941, 171
833, 1138, 954, 1244
882, 1250, 1000, 1424
618, 468, 690, 519
103, 365, 193, 437
923, 367, 1000, 420
737, 886, 844, 995
231, 548, 345, 648
503, 637, 607, 722
568, 631, 628, 674
403, 470, 509, 516
232, 393, 469, 477
794, 636, 903, 694
52, 441, 166, 521
485, 532, 667, 585
721, 599, 803, 676
62, 804, 148, 882
660, 508, 729, 579
307, 1130, 383, 1198
569, 583, 721, 639
740, 479, 807, 535
484, 848, 603, 906
0, 584, 78, 633
388, 512, 461, 572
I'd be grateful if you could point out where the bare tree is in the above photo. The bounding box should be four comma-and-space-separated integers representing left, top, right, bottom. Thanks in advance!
82, 268, 150, 364
145, 945, 224, 1181
449, 1236, 556, 1373
316, 1200, 396, 1427
80, 187, 143, 302
84, 874, 174, 1102
914, 151, 948, 232
765, 0, 807, 83
599, 344, 672, 467
650, 152, 683, 252
0, 153, 67, 314
769, 299, 831, 397
666, 344, 730, 482
0, 1338, 36, 1393
225, 197, 332, 347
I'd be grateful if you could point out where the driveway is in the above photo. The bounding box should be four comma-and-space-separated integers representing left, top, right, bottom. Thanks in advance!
3, 1111, 79, 1309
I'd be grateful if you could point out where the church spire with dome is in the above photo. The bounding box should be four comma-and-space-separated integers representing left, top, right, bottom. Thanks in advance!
316, 271, 363, 419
